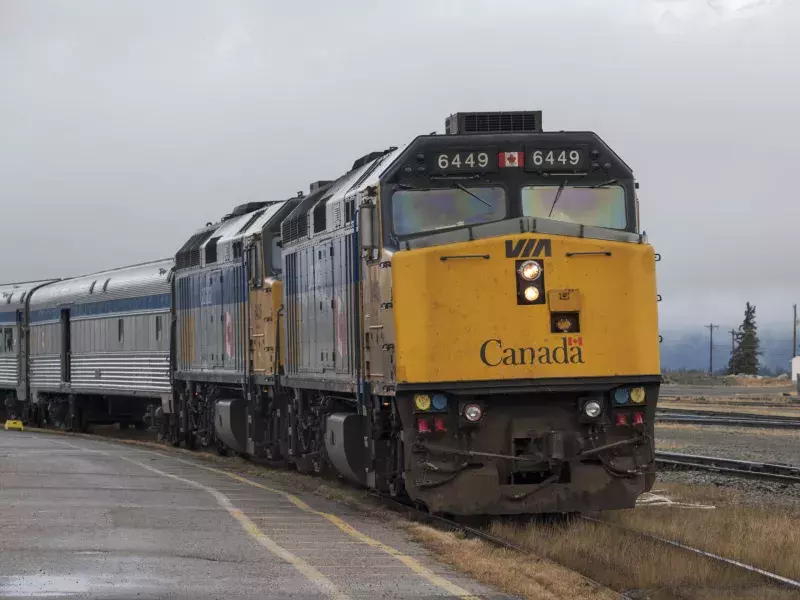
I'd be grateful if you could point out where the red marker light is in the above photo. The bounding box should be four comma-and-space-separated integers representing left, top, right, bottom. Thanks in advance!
434, 418, 447, 433
417, 418, 430, 433
615, 413, 628, 426
633, 412, 645, 426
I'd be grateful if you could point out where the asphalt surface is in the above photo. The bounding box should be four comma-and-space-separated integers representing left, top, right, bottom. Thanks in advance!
0, 431, 512, 600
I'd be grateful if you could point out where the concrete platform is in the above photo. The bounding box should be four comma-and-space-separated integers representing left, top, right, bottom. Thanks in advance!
0, 431, 514, 599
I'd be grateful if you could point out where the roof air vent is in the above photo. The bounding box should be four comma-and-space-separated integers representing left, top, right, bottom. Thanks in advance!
444, 111, 543, 135
310, 181, 333, 193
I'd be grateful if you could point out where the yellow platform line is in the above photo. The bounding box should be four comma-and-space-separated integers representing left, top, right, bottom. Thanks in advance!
47, 438, 349, 600
177, 458, 481, 600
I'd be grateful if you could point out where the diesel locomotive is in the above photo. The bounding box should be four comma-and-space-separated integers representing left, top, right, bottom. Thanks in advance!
1, 111, 660, 515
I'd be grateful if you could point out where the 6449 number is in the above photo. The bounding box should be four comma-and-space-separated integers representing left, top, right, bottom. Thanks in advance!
434, 151, 496, 173
529, 149, 584, 169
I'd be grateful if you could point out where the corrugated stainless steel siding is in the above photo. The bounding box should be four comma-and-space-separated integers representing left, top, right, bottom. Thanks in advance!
71, 352, 170, 395
30, 354, 60, 389
29, 259, 173, 311
284, 231, 357, 382
0, 355, 18, 387
175, 264, 246, 377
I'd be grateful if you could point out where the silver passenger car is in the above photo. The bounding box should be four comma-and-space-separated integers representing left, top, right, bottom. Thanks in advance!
0, 280, 57, 419
28, 259, 174, 424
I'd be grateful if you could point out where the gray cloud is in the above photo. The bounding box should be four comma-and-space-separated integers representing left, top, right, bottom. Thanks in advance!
1, 0, 798, 331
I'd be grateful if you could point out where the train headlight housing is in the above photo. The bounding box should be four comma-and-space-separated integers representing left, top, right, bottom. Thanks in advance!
463, 403, 483, 422
583, 400, 602, 418
614, 388, 630, 405
523, 286, 540, 302
518, 260, 542, 281
414, 394, 431, 411
630, 387, 646, 404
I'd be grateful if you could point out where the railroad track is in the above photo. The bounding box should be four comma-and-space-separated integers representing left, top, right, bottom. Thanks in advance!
655, 407, 800, 429
379, 493, 800, 596
655, 451, 800, 484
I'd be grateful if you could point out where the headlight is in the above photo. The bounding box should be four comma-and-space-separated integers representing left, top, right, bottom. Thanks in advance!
583, 400, 602, 418
414, 394, 431, 411
431, 394, 448, 410
518, 260, 541, 281
630, 387, 646, 404
463, 403, 483, 422
614, 388, 630, 405
523, 286, 540, 302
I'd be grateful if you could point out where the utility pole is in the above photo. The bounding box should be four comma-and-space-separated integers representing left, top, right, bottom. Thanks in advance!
793, 304, 797, 358
705, 323, 719, 375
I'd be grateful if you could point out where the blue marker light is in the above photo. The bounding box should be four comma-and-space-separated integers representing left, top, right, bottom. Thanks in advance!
614, 388, 630, 405
431, 394, 448, 411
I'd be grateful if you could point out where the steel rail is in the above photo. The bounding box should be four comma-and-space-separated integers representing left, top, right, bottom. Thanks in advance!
657, 408, 800, 421
655, 410, 800, 429
655, 451, 800, 484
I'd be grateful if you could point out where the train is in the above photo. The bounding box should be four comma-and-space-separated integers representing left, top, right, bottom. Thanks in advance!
0, 111, 661, 515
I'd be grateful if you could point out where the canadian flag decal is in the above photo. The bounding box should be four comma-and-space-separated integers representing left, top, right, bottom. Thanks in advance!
567, 337, 583, 347
499, 151, 523, 168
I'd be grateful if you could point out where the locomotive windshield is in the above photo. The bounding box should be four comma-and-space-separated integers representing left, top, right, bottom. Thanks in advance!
521, 184, 626, 230
391, 186, 506, 235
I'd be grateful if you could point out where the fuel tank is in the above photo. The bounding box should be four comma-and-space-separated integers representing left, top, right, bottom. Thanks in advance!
324, 413, 367, 485
214, 398, 247, 454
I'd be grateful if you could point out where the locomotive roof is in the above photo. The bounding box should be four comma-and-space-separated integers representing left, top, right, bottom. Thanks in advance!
28, 258, 174, 310
176, 197, 300, 271
281, 146, 405, 247
0, 279, 57, 313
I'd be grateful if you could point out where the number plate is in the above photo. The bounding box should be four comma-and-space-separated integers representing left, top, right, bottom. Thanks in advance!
430, 150, 498, 173
525, 148, 588, 171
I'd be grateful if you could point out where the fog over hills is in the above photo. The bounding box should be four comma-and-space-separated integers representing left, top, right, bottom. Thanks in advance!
660, 322, 797, 374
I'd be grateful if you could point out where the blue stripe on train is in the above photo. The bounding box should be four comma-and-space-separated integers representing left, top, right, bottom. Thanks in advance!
174, 266, 247, 311
30, 293, 172, 323
0, 312, 18, 324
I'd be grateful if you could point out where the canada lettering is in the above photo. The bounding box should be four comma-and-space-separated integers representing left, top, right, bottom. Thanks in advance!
479, 338, 584, 366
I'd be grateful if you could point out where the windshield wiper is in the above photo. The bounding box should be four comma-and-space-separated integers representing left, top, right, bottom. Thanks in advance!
547, 180, 568, 218
588, 178, 619, 189
454, 183, 491, 207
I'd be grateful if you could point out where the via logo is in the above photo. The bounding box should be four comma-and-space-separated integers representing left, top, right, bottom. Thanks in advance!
505, 238, 552, 259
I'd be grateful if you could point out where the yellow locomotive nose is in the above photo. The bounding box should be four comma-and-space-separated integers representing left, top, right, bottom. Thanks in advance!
391, 233, 659, 384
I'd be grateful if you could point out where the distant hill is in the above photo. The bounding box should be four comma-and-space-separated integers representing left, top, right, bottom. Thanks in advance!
659, 324, 796, 375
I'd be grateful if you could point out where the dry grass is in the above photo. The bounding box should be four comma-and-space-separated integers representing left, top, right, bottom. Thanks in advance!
404, 523, 617, 600
656, 439, 690, 451
604, 504, 800, 581
485, 479, 800, 599
490, 517, 759, 595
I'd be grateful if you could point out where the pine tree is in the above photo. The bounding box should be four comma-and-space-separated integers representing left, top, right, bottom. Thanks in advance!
727, 302, 761, 375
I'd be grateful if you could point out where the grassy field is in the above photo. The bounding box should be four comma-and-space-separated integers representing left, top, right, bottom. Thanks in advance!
489, 482, 800, 599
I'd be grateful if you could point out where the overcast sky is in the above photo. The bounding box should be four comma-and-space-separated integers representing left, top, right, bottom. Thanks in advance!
1, 0, 797, 330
